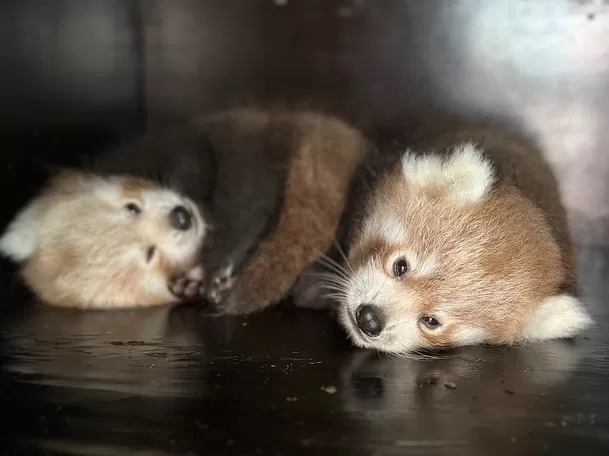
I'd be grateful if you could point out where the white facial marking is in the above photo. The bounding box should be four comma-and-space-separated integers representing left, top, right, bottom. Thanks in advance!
346, 265, 391, 310
339, 262, 422, 353
360, 208, 438, 279
361, 208, 405, 245
401, 142, 495, 205
138, 186, 206, 266
521, 294, 593, 341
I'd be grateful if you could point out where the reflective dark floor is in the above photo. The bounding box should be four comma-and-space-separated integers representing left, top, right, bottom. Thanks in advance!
1, 246, 608, 456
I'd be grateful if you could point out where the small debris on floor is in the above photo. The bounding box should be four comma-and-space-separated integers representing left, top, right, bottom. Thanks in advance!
444, 381, 457, 390
504, 388, 515, 395
320, 385, 337, 394
286, 396, 298, 402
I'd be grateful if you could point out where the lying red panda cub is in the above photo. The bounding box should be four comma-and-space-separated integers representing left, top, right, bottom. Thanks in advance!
0, 108, 368, 310
333, 119, 593, 354
0, 170, 207, 308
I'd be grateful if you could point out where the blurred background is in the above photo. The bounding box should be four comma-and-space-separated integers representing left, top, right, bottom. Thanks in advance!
1, 3, 608, 454
1, 0, 608, 244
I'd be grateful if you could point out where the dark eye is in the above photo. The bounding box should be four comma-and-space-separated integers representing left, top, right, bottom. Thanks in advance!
392, 258, 409, 278
145, 246, 156, 263
420, 316, 441, 330
125, 203, 141, 215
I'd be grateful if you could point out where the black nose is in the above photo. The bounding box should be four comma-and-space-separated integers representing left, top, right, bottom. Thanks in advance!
169, 205, 192, 231
355, 304, 384, 337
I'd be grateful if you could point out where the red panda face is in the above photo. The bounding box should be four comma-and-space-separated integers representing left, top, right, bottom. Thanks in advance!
0, 170, 207, 309
336, 143, 592, 354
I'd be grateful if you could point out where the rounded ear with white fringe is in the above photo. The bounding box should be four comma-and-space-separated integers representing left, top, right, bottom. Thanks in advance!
400, 142, 496, 205
0, 167, 95, 264
0, 198, 42, 263
520, 294, 593, 342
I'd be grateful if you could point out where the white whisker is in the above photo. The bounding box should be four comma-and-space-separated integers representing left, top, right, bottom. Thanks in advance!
317, 256, 352, 282
332, 237, 354, 275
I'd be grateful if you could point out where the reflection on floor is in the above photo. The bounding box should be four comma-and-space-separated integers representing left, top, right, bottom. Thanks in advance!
0, 246, 607, 455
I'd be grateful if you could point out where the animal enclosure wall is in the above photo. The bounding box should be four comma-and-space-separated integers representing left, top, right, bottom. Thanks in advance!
1, 0, 608, 244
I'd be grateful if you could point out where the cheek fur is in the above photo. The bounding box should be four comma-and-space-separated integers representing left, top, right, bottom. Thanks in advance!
347, 265, 390, 304
104, 263, 176, 307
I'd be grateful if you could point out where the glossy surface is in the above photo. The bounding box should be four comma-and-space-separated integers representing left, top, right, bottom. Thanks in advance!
1, 246, 608, 455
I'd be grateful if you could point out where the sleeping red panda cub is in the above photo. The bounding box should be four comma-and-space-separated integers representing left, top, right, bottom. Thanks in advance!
0, 170, 207, 308
333, 119, 593, 354
0, 108, 368, 310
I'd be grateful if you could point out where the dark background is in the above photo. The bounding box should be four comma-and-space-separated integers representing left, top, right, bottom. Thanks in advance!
1, 0, 608, 244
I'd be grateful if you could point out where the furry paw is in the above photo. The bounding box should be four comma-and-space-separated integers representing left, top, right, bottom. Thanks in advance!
169, 266, 205, 302
206, 262, 237, 306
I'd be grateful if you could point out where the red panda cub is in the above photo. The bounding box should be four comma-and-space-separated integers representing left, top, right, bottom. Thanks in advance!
0, 108, 368, 311
0, 170, 207, 309
334, 119, 593, 354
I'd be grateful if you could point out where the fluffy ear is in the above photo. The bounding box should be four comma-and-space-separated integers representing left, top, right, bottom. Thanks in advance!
0, 199, 43, 262
401, 142, 495, 204
520, 294, 593, 342
49, 168, 102, 193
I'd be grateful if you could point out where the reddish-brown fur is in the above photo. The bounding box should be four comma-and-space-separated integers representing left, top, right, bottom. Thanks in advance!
217, 111, 368, 314
337, 117, 591, 352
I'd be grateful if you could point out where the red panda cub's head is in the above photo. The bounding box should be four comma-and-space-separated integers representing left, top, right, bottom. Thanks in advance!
338, 143, 592, 354
0, 170, 206, 309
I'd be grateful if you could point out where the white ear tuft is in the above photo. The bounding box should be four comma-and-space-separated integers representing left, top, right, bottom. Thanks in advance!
0, 200, 43, 262
520, 294, 593, 342
401, 142, 495, 204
